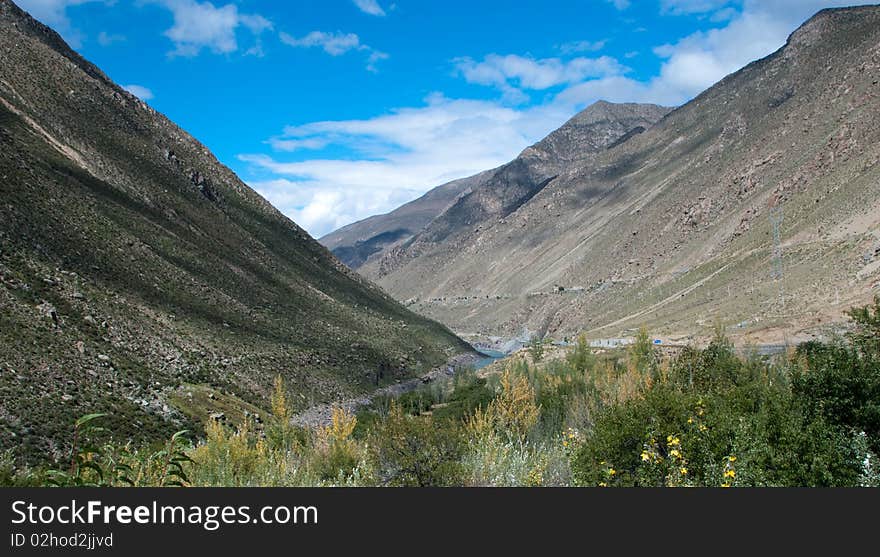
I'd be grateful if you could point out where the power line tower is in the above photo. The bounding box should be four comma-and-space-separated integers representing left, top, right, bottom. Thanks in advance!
768, 195, 788, 347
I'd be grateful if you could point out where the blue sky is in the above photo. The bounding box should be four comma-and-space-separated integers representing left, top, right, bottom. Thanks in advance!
16, 0, 875, 237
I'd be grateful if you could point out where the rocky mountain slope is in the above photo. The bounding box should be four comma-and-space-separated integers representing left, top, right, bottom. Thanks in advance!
365, 6, 880, 346
351, 102, 671, 277
321, 169, 494, 269
0, 0, 472, 463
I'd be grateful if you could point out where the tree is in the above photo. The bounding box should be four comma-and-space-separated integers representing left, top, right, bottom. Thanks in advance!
529, 335, 545, 363
847, 295, 880, 353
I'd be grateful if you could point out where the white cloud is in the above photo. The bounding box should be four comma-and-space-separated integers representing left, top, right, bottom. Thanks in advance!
240, 95, 572, 236
559, 0, 878, 108
455, 54, 627, 91
366, 49, 389, 73
353, 0, 385, 16
156, 0, 272, 57
97, 30, 126, 46
280, 31, 362, 56
123, 84, 154, 100
280, 30, 388, 71
660, 0, 735, 15
606, 0, 630, 9
15, 0, 105, 47
266, 137, 329, 152
559, 39, 607, 54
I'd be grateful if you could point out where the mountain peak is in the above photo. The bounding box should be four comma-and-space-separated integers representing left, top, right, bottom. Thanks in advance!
528, 100, 672, 164
567, 100, 673, 127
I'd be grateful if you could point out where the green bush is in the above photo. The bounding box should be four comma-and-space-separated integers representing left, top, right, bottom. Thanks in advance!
369, 403, 464, 486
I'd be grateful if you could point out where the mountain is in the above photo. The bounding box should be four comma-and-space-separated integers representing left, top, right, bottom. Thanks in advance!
0, 0, 472, 463
321, 169, 495, 269
363, 6, 880, 345
325, 101, 670, 272
363, 101, 672, 280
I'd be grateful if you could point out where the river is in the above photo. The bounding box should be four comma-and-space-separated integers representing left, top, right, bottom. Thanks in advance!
473, 348, 507, 370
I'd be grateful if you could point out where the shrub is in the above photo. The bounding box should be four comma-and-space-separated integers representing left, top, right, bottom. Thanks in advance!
467, 368, 540, 443
792, 342, 880, 454
313, 407, 360, 481
369, 402, 464, 486
529, 335, 545, 363
566, 334, 595, 374
265, 375, 308, 452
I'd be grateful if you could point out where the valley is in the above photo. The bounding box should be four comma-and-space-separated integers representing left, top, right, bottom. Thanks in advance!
1, 1, 878, 489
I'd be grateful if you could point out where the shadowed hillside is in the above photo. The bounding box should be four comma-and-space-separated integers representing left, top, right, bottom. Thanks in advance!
0, 0, 472, 463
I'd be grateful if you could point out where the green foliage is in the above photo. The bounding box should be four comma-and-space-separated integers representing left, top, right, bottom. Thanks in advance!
42, 414, 192, 487
846, 295, 880, 353
571, 324, 875, 487
432, 373, 495, 421
792, 342, 880, 454
629, 327, 658, 376
566, 334, 595, 374
369, 403, 465, 486
529, 335, 545, 363
9, 300, 880, 488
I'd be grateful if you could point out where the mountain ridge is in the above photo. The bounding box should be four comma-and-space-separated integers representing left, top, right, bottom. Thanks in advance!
323, 100, 671, 272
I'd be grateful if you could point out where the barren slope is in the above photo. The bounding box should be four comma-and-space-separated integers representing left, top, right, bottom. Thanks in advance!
373, 6, 880, 345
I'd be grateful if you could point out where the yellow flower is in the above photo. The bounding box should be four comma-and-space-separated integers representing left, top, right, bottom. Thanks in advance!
721, 482, 731, 488
641, 451, 651, 462
728, 456, 737, 463
698, 424, 708, 432
670, 449, 682, 459
608, 468, 617, 476
599, 482, 607, 487
680, 467, 688, 475
687, 417, 694, 424
724, 469, 736, 479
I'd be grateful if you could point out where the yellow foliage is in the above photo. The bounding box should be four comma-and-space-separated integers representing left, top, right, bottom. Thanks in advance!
270, 375, 290, 423
593, 359, 651, 408
468, 368, 541, 441
318, 406, 357, 447
465, 404, 496, 441
189, 418, 270, 485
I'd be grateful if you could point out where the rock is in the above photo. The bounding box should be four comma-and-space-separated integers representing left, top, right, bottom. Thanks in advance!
208, 412, 226, 421
71, 291, 85, 300
97, 354, 110, 362
83, 315, 98, 326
